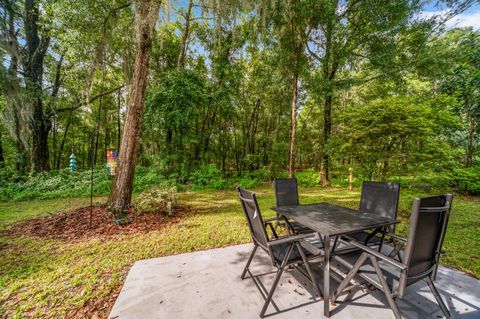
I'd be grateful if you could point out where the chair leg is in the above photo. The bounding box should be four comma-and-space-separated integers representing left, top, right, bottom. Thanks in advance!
260, 244, 294, 317
241, 244, 258, 279
370, 256, 402, 319
330, 236, 339, 260
295, 242, 323, 299
332, 252, 368, 303
426, 277, 452, 319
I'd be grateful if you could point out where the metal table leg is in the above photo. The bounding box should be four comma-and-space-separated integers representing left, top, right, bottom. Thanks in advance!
323, 234, 330, 317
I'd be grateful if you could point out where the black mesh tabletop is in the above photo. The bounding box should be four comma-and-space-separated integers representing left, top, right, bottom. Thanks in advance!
273, 203, 399, 236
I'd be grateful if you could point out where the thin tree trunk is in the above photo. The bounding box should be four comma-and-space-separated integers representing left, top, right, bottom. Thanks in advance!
466, 116, 476, 168
0, 131, 5, 168
56, 120, 71, 169
177, 0, 194, 69
108, 0, 160, 212
289, 73, 298, 178
52, 116, 57, 167
321, 94, 332, 187
93, 99, 102, 166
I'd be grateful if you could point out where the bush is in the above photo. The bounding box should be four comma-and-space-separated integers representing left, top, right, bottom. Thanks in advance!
0, 166, 179, 202
188, 164, 229, 190
296, 169, 320, 187
452, 167, 480, 194
134, 186, 178, 215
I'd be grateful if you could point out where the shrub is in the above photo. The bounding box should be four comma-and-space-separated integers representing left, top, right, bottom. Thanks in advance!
296, 169, 320, 187
0, 166, 180, 202
189, 164, 229, 190
134, 186, 178, 215
452, 167, 480, 194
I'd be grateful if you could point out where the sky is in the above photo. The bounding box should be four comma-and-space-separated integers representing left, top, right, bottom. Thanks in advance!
423, 0, 480, 29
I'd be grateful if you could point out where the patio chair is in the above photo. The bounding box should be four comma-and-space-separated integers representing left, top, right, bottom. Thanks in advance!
331, 194, 453, 319
331, 181, 400, 257
273, 178, 313, 234
237, 187, 324, 317
351, 181, 400, 247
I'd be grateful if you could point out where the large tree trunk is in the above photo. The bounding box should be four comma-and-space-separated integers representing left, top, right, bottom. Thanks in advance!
289, 73, 299, 178
466, 115, 476, 168
24, 0, 51, 172
117, 90, 122, 150
4, 3, 29, 172
108, 0, 160, 212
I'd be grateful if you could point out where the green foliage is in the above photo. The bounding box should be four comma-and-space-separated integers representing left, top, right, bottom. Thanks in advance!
453, 167, 480, 194
296, 169, 320, 187
188, 164, 229, 190
338, 95, 459, 180
134, 186, 178, 215
0, 167, 178, 202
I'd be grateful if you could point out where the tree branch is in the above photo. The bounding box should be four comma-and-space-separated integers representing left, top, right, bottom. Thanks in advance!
53, 84, 125, 116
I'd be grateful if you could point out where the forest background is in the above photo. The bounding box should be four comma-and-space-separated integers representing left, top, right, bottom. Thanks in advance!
0, 0, 479, 201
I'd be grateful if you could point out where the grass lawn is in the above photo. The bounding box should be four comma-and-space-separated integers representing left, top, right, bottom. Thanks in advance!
0, 186, 479, 318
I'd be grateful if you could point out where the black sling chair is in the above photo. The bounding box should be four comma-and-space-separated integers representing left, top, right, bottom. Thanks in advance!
237, 187, 323, 317
331, 194, 453, 319
273, 178, 314, 234
349, 181, 401, 248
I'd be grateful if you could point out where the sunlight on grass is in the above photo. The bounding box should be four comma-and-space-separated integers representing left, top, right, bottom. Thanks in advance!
0, 187, 478, 318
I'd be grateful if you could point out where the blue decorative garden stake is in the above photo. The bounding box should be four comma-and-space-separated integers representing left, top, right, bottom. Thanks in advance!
69, 153, 76, 173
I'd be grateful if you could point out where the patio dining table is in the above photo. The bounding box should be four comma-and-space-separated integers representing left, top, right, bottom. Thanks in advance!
273, 202, 399, 318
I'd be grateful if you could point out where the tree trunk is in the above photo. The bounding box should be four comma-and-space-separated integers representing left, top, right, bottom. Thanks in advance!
24, 0, 51, 172
289, 73, 298, 178
466, 115, 476, 168
56, 119, 71, 169
0, 131, 5, 168
5, 4, 28, 172
117, 90, 122, 150
321, 94, 332, 187
52, 116, 57, 168
108, 0, 160, 212
177, 0, 193, 69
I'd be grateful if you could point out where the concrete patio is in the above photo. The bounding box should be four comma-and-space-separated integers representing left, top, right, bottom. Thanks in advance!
109, 244, 480, 319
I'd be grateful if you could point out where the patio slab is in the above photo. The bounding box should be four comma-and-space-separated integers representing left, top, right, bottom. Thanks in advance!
109, 244, 480, 319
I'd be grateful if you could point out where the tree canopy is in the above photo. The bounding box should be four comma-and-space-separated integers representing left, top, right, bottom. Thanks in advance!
0, 0, 479, 201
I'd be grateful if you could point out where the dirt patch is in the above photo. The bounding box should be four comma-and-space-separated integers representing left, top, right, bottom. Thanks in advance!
67, 284, 122, 319
4, 205, 190, 241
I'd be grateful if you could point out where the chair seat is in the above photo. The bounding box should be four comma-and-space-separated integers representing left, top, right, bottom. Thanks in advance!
279, 220, 315, 234
349, 230, 383, 245
271, 237, 323, 265
333, 249, 402, 291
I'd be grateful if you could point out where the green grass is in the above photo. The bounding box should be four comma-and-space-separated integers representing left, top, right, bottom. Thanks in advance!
0, 186, 478, 318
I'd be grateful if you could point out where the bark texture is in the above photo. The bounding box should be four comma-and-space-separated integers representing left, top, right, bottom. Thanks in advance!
24, 0, 51, 172
108, 0, 160, 212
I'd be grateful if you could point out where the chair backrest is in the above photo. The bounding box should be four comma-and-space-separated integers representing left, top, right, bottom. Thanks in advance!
359, 181, 400, 219
400, 194, 453, 290
237, 187, 269, 250
274, 178, 299, 207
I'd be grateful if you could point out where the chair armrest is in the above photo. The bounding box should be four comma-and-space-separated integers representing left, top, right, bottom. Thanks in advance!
341, 236, 408, 270
268, 233, 315, 247
299, 238, 323, 256
385, 232, 407, 242
264, 216, 283, 223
